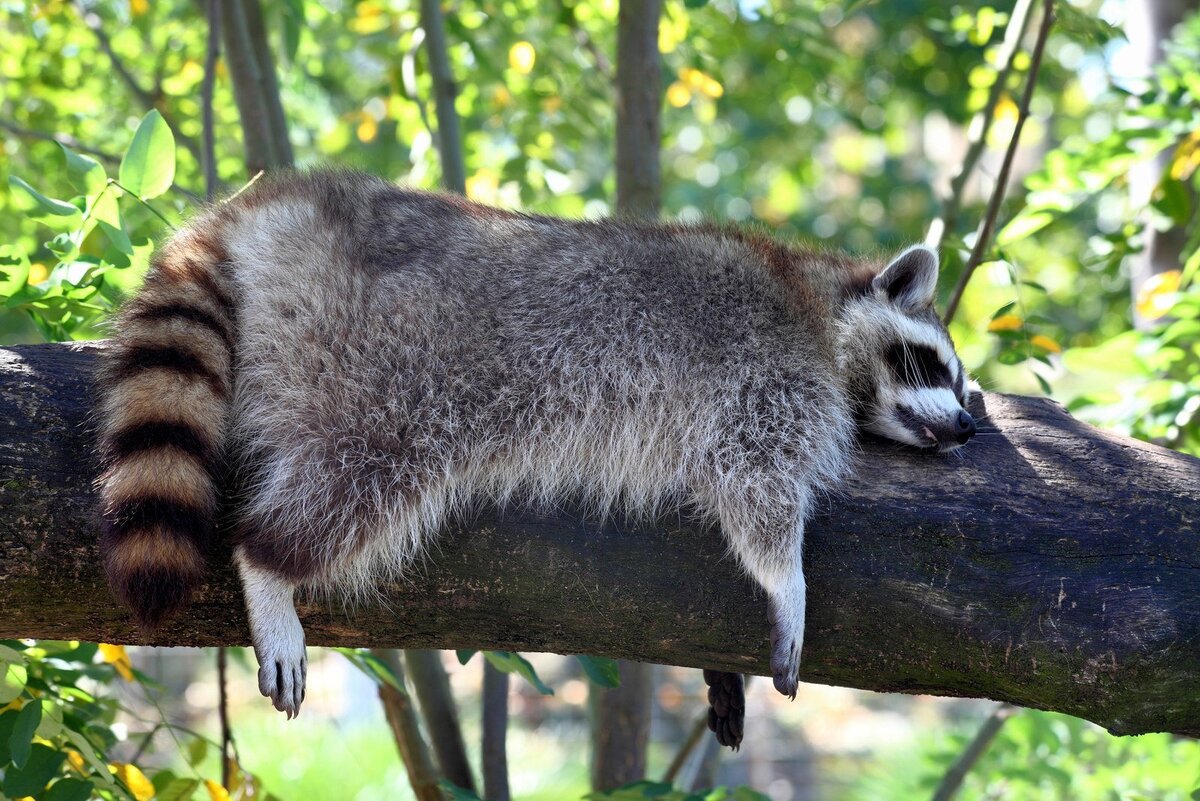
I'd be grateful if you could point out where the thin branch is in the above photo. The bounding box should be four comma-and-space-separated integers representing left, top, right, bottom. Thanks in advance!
928, 0, 1036, 249
482, 662, 511, 801
942, 0, 1055, 324
419, 0, 467, 195
74, 2, 204, 165
372, 650, 444, 801
559, 0, 613, 79
202, 0, 222, 200
931, 704, 1016, 801
216, 647, 234, 789
662, 712, 709, 785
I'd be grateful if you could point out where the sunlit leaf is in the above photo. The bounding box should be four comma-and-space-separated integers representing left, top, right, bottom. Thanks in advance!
119, 110, 176, 200
59, 145, 107, 196
997, 211, 1052, 246
0, 662, 27, 704
112, 762, 155, 801
98, 644, 134, 682
509, 41, 536, 74
987, 314, 1023, 332
1136, 270, 1182, 321
205, 778, 232, 801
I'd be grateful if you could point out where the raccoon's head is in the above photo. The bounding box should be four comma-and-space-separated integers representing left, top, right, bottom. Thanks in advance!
839, 244, 975, 453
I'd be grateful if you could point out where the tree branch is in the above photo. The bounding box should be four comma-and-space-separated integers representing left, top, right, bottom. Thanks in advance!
942, 0, 1055, 324
1, 343, 1199, 738
927, 0, 1036, 249
74, 3, 205, 167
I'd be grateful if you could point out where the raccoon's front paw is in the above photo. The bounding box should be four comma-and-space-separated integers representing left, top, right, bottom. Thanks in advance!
703, 670, 744, 750
767, 600, 802, 699
253, 614, 307, 718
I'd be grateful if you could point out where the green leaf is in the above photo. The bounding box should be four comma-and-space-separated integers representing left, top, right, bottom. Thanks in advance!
2, 743, 66, 797
0, 662, 28, 703
9, 175, 81, 224
43, 778, 95, 801
997, 211, 1053, 246
332, 648, 404, 692
187, 736, 208, 766
455, 650, 477, 666
155, 777, 202, 801
0, 247, 31, 298
576, 655, 621, 688
1056, 4, 1124, 44
440, 780, 487, 801
483, 651, 553, 696
0, 709, 17, 765
60, 144, 107, 196
9, 700, 41, 767
119, 110, 176, 200
1152, 176, 1192, 226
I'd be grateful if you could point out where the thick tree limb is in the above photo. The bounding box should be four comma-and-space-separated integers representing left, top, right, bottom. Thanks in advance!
1, 343, 1198, 737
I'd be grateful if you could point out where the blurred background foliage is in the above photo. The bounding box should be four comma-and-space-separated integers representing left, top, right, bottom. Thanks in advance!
2, 0, 1199, 799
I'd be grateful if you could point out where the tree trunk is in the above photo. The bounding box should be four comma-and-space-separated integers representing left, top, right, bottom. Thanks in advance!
404, 649, 476, 794
1127, 0, 1198, 328
593, 0, 665, 787
372, 650, 444, 801
220, 0, 292, 174
481, 663, 511, 801
1, 343, 1199, 739
614, 0, 663, 219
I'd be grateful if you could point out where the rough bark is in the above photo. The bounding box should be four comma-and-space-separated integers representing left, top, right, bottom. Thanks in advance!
1, 342, 1199, 738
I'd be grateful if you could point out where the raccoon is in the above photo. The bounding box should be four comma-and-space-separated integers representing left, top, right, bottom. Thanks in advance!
96, 169, 974, 749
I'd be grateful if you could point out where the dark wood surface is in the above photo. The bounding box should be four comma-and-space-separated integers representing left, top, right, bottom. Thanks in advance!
1, 342, 1198, 736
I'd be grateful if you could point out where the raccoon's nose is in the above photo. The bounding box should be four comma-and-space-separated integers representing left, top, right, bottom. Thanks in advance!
955, 410, 977, 444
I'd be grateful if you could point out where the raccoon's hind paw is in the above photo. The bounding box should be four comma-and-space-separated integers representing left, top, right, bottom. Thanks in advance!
252, 608, 308, 718
703, 669, 745, 750
767, 600, 802, 700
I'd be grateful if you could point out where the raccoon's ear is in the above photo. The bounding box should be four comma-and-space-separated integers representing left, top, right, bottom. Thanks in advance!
873, 245, 939, 311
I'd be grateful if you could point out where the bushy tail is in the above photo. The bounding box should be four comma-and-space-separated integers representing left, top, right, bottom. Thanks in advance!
97, 225, 235, 631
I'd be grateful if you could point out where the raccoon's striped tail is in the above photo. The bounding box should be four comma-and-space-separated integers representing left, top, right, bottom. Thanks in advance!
97, 226, 235, 631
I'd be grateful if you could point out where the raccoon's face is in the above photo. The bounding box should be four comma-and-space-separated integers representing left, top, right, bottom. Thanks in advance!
841, 245, 976, 453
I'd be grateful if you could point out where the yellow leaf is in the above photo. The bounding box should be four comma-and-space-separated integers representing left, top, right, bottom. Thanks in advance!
28, 263, 49, 284
205, 779, 232, 801
1170, 130, 1200, 181
356, 115, 378, 143
1030, 334, 1062, 353
1136, 269, 1182, 320
666, 81, 691, 108
680, 68, 723, 99
993, 93, 1018, 124
465, 170, 499, 203
98, 644, 134, 682
112, 763, 155, 801
66, 749, 86, 774
131, 0, 149, 16
508, 41, 536, 74
987, 314, 1022, 332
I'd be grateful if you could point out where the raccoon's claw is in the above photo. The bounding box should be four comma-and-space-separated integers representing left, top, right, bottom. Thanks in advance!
258, 653, 307, 718
767, 600, 801, 700
703, 669, 745, 750
251, 611, 308, 718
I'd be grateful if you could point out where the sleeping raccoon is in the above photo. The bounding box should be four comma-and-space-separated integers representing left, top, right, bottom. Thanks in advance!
96, 169, 974, 749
